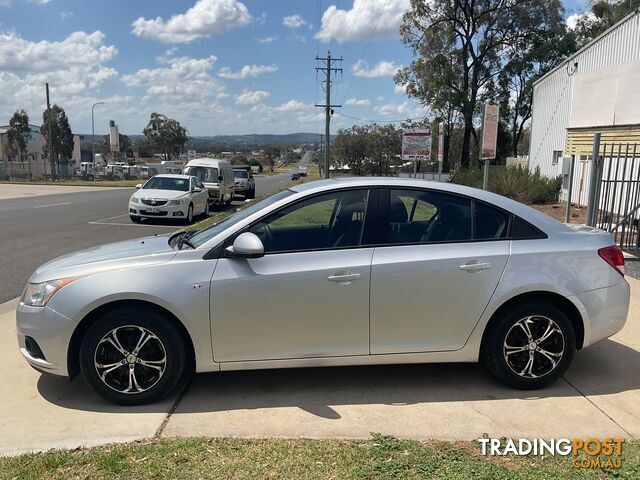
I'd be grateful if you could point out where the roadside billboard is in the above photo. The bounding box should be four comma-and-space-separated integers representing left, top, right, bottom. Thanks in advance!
481, 104, 499, 160
402, 129, 432, 162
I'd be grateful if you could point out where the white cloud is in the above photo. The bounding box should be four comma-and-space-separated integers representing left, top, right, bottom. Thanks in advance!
257, 35, 278, 43
60, 11, 74, 20
235, 89, 270, 105
131, 0, 251, 43
121, 55, 224, 102
352, 60, 401, 78
316, 0, 410, 43
217, 63, 277, 79
287, 33, 306, 43
566, 11, 596, 30
346, 97, 370, 106
283, 14, 307, 28
374, 102, 412, 116
394, 83, 407, 94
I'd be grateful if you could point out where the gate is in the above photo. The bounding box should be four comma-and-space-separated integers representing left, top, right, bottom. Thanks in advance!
590, 142, 640, 252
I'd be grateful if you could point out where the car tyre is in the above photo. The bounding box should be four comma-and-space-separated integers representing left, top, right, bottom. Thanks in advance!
482, 302, 575, 389
248, 187, 255, 199
79, 307, 190, 405
185, 204, 194, 224
203, 201, 210, 217
130, 215, 141, 223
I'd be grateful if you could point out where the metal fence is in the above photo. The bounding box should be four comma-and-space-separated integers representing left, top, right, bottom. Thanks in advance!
579, 138, 640, 252
398, 172, 451, 182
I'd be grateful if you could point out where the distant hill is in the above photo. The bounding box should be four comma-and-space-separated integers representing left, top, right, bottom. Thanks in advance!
188, 133, 332, 147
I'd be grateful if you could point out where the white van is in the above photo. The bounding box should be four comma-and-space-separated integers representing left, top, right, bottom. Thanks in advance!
183, 158, 235, 208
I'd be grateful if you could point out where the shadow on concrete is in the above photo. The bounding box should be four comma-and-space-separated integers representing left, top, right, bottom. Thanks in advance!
36, 339, 640, 417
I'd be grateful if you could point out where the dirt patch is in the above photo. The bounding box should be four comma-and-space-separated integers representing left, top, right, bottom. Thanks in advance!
530, 202, 587, 224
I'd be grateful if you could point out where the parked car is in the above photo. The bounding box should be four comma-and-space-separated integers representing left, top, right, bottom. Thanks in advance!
291, 172, 301, 181
183, 158, 235, 208
16, 178, 629, 405
233, 168, 256, 199
128, 174, 208, 224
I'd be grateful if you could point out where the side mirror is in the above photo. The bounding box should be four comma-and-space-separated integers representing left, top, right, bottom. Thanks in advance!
225, 232, 264, 259
217, 175, 224, 182
135, 183, 143, 189
193, 186, 204, 192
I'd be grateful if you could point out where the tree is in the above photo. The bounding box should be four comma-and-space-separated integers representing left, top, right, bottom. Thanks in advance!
398, 0, 565, 168
572, 0, 640, 48
264, 146, 281, 172
101, 133, 132, 158
143, 113, 189, 161
6, 109, 31, 162
41, 104, 74, 178
333, 125, 370, 175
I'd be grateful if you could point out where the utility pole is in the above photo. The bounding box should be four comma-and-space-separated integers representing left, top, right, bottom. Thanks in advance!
91, 101, 105, 183
45, 83, 55, 181
315, 51, 342, 179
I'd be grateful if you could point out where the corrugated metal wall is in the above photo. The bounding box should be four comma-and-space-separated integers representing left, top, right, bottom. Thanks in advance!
529, 11, 640, 182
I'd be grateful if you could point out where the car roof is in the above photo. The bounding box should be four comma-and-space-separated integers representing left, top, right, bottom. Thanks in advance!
185, 158, 230, 166
289, 177, 567, 232
151, 174, 192, 179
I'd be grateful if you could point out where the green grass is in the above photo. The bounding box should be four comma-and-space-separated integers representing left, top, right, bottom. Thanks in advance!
1, 435, 637, 479
0, 179, 141, 187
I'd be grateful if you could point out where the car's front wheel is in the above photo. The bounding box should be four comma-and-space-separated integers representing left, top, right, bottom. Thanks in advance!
79, 307, 189, 405
482, 302, 576, 389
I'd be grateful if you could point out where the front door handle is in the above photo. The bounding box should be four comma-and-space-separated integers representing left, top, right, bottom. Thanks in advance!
327, 272, 362, 283
459, 262, 492, 272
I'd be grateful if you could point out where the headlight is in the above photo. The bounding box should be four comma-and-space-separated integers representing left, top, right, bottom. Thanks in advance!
21, 277, 80, 307
130, 196, 139, 204
169, 198, 186, 205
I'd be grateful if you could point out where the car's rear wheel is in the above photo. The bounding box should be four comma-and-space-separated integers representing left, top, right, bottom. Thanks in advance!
79, 307, 189, 405
482, 303, 575, 389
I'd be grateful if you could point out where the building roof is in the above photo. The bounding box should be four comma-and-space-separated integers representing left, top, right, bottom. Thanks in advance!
534, 8, 640, 86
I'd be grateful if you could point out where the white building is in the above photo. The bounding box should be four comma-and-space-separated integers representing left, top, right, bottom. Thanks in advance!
529, 9, 640, 207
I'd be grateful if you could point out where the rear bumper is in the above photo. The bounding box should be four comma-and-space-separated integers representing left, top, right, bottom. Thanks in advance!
572, 279, 630, 348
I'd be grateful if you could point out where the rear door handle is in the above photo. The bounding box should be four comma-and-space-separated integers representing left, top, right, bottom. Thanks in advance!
459, 262, 493, 272
327, 273, 362, 283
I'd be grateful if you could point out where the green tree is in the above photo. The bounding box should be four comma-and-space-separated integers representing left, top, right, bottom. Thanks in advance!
41, 104, 74, 179
572, 0, 640, 48
398, 0, 565, 168
6, 109, 31, 162
264, 146, 281, 172
333, 125, 370, 175
143, 113, 189, 161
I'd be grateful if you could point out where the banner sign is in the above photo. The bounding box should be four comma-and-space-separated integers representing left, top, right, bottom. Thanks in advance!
481, 104, 499, 160
402, 129, 432, 162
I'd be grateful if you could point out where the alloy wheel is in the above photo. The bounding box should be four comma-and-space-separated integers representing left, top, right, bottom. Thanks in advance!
503, 315, 565, 379
94, 325, 167, 394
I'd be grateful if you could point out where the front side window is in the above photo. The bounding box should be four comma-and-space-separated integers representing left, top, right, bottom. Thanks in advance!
383, 189, 472, 244
250, 189, 370, 253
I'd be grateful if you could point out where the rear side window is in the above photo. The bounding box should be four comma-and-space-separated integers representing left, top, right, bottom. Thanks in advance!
474, 202, 509, 240
383, 189, 472, 244
511, 216, 544, 239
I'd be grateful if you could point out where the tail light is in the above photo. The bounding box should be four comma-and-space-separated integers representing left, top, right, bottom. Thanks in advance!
598, 245, 625, 276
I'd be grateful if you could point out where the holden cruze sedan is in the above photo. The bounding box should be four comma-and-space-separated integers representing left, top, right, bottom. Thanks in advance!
129, 174, 209, 224
17, 178, 630, 405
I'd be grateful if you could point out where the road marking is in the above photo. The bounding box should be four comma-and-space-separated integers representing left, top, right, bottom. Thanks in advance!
88, 220, 177, 229
89, 213, 129, 223
33, 202, 72, 209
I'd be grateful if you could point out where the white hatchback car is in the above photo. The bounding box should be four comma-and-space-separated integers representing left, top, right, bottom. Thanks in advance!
129, 174, 209, 224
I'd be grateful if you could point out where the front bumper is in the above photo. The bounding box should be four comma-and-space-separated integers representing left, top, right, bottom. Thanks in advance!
129, 201, 189, 218
16, 302, 74, 377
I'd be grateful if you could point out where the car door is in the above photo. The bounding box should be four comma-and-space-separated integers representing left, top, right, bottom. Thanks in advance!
192, 177, 206, 212
370, 188, 510, 354
209, 188, 377, 362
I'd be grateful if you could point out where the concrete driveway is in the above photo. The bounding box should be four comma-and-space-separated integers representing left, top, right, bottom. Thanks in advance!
1, 278, 638, 456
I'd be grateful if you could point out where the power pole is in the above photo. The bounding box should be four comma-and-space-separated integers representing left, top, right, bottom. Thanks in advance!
45, 83, 55, 181
315, 51, 342, 179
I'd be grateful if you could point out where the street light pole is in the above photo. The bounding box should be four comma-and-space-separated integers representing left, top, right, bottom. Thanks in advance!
91, 101, 104, 183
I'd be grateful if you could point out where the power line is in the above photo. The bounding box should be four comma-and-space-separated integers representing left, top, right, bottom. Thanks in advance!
335, 111, 429, 124
315, 52, 343, 179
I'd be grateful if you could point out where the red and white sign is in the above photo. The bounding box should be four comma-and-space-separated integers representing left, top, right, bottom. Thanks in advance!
402, 129, 432, 162
481, 104, 499, 160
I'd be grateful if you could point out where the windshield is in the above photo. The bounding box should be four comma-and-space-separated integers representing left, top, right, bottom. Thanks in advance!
234, 170, 249, 178
190, 189, 294, 247
184, 166, 218, 183
143, 177, 189, 191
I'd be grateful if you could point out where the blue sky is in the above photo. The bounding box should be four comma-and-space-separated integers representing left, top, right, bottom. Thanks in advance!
0, 0, 589, 136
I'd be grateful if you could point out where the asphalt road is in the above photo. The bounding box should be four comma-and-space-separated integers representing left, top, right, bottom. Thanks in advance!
0, 172, 291, 303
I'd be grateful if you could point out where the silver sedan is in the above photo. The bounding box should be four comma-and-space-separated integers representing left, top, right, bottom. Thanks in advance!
16, 177, 630, 404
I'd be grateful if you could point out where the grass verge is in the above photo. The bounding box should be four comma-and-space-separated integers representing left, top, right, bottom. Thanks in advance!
0, 179, 141, 187
1, 435, 637, 479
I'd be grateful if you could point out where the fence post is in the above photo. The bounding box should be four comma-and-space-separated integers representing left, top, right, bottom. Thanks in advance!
564, 155, 575, 223
586, 132, 602, 226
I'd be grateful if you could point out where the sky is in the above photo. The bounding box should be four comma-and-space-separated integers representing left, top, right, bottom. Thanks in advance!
0, 0, 590, 137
